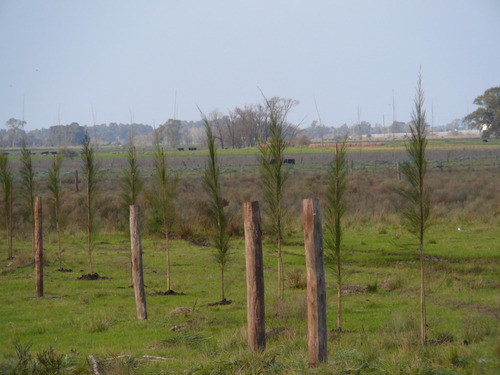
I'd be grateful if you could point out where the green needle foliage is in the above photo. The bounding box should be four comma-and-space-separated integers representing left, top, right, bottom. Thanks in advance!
81, 130, 100, 275
397, 69, 431, 345
201, 114, 230, 302
258, 96, 296, 301
120, 133, 143, 208
325, 138, 348, 332
120, 132, 143, 286
0, 150, 13, 259
149, 129, 177, 291
20, 139, 36, 264
47, 153, 64, 269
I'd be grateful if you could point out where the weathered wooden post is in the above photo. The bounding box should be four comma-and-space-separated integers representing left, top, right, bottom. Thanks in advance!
396, 162, 401, 181
75, 170, 79, 192
130, 205, 147, 319
243, 201, 266, 352
303, 198, 327, 366
35, 197, 43, 298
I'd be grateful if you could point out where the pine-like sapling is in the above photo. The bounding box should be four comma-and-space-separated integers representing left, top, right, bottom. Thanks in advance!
258, 96, 296, 301
120, 132, 143, 286
202, 114, 230, 303
20, 139, 36, 265
81, 130, 100, 275
398, 69, 431, 345
149, 129, 177, 292
0, 150, 13, 259
325, 138, 348, 332
47, 153, 64, 269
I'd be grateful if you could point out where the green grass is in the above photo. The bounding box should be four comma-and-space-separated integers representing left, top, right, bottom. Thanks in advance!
0, 218, 498, 374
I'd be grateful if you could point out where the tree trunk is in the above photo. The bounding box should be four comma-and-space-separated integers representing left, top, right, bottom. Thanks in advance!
87, 185, 93, 275
8, 181, 13, 260
303, 198, 327, 366
35, 197, 43, 298
130, 205, 147, 319
420, 247, 426, 345
221, 266, 225, 301
243, 201, 266, 352
166, 228, 170, 291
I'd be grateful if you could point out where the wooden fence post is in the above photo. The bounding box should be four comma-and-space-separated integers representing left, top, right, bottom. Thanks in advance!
75, 170, 79, 192
243, 201, 266, 352
130, 205, 147, 320
303, 198, 327, 366
396, 162, 401, 181
35, 197, 43, 298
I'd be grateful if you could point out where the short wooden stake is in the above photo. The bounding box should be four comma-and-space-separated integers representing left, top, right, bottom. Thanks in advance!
75, 170, 79, 192
243, 201, 266, 352
303, 198, 327, 365
130, 205, 147, 319
35, 197, 43, 298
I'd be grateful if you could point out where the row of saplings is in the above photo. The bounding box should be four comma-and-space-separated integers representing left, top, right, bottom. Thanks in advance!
1, 86, 432, 365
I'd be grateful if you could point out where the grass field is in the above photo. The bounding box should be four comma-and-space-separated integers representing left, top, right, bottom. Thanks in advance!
0, 140, 499, 374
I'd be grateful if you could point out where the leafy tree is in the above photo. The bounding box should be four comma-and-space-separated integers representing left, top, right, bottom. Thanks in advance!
81, 130, 100, 275
20, 139, 36, 264
325, 139, 348, 332
149, 129, 177, 292
258, 96, 297, 301
397, 70, 431, 345
0, 150, 13, 259
464, 86, 500, 138
201, 113, 230, 302
47, 153, 64, 269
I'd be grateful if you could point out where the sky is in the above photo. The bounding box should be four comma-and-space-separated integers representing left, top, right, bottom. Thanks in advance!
1, 0, 499, 131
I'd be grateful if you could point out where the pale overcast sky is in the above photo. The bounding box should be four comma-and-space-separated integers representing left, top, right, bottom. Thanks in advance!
1, 0, 499, 131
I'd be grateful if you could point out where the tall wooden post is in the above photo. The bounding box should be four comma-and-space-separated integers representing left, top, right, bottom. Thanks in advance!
35, 197, 43, 298
243, 201, 266, 352
396, 162, 401, 181
75, 170, 79, 192
130, 205, 147, 319
303, 198, 327, 366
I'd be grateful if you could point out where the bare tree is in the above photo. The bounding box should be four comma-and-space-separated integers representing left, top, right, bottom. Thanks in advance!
5, 118, 26, 147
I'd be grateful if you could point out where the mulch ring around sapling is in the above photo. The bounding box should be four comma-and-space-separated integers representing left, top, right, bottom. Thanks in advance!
57, 268, 73, 272
208, 298, 232, 306
154, 289, 185, 296
78, 273, 108, 280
